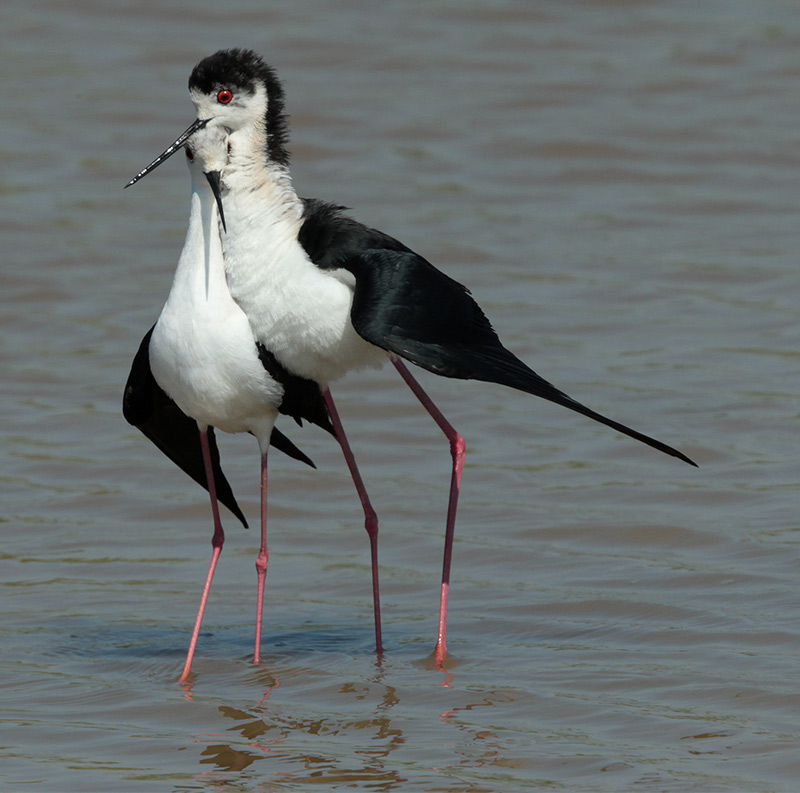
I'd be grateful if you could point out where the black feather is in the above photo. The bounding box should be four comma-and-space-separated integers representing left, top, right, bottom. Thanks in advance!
122, 327, 324, 529
123, 327, 248, 526
297, 201, 696, 467
257, 343, 334, 435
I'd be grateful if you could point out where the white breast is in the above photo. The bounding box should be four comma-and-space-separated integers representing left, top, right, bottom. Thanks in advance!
149, 182, 283, 444
221, 186, 386, 385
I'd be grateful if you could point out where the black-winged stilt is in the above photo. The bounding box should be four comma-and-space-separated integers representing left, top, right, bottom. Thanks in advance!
124, 125, 346, 681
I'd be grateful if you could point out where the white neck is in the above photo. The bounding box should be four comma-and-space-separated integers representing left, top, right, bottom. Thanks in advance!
218, 134, 308, 299
224, 128, 304, 231
215, 137, 387, 384
166, 171, 228, 306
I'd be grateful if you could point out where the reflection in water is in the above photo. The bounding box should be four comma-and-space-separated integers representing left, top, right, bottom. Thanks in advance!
199, 741, 262, 773
439, 690, 522, 774
190, 664, 524, 790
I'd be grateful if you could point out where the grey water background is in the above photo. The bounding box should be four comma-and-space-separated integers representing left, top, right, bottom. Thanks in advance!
3, 1, 799, 790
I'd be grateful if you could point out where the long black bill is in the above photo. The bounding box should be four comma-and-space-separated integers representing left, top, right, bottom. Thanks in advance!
204, 171, 227, 233
125, 117, 210, 188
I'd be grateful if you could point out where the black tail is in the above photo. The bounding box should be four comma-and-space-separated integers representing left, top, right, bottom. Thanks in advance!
268, 426, 317, 468
466, 344, 697, 467
389, 335, 696, 467
346, 248, 695, 466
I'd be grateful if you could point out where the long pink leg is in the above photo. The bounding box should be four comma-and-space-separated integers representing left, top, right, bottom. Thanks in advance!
253, 450, 268, 664
178, 427, 225, 683
391, 357, 465, 666
323, 388, 383, 654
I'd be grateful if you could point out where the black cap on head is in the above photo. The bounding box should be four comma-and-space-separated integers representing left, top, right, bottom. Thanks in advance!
189, 49, 290, 166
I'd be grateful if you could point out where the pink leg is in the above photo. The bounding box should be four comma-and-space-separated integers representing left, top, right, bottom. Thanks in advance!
323, 389, 383, 654
253, 450, 268, 664
392, 357, 465, 667
178, 428, 225, 683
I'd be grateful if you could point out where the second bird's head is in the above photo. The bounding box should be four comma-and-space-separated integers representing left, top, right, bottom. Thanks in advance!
183, 125, 230, 232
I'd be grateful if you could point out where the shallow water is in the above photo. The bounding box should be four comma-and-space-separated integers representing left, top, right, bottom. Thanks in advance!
3, 1, 800, 790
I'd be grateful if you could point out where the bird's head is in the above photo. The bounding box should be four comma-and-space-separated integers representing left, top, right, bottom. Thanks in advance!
125, 48, 288, 189
188, 48, 289, 167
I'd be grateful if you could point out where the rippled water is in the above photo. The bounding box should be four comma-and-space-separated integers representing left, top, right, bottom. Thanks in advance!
4, 1, 800, 790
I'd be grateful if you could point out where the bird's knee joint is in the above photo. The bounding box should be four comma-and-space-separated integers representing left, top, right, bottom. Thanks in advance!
364, 510, 379, 539
451, 433, 466, 461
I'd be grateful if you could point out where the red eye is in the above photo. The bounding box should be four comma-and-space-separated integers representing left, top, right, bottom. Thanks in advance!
217, 89, 233, 104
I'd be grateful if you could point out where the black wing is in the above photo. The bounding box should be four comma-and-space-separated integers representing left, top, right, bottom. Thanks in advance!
298, 200, 696, 467
122, 328, 320, 529
257, 343, 334, 436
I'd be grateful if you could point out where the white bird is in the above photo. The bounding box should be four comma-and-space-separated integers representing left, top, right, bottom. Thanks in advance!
127, 49, 696, 668
124, 124, 342, 682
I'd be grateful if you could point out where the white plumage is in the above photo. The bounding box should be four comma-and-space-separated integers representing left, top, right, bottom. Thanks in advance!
189, 88, 387, 386
149, 130, 282, 447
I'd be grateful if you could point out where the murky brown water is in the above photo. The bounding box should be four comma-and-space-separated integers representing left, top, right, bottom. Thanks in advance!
3, 1, 800, 790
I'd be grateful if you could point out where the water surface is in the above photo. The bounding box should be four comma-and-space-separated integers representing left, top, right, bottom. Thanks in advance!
3, 1, 800, 790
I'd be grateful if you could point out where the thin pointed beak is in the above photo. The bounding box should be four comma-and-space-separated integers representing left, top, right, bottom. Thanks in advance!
125, 117, 211, 188
204, 171, 227, 233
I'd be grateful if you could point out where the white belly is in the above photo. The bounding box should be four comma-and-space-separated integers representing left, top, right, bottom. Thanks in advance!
150, 296, 283, 438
